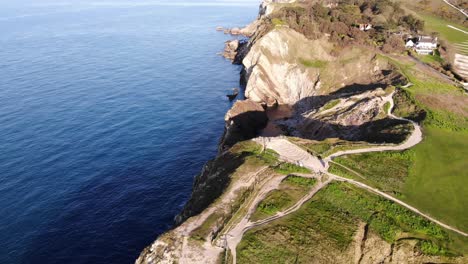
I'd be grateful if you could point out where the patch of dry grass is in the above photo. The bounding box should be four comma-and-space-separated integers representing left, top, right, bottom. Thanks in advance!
415, 93, 468, 118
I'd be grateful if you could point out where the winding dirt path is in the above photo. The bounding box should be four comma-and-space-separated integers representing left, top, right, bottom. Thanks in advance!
253, 91, 468, 238
223, 173, 287, 263
176, 166, 269, 264
327, 173, 468, 237
224, 173, 330, 264
188, 91, 465, 264
323, 92, 422, 166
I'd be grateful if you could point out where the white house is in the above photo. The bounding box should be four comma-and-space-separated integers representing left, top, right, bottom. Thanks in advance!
415, 36, 438, 55
405, 39, 415, 48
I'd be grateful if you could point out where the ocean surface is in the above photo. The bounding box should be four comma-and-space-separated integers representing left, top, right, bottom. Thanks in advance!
0, 1, 257, 263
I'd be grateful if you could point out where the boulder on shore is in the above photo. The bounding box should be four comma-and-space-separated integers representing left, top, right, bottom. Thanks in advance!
223, 39, 240, 61
229, 27, 241, 35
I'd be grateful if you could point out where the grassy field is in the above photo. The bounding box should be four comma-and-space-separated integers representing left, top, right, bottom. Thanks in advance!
331, 57, 468, 233
404, 127, 468, 232
423, 15, 467, 43
329, 151, 413, 196
250, 176, 316, 221
402, 0, 467, 27
238, 182, 467, 263
417, 51, 445, 66
413, 12, 468, 55
329, 128, 468, 232
418, 14, 468, 44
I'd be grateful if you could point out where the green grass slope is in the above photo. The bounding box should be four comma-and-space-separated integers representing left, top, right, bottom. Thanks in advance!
330, 58, 468, 232
238, 182, 468, 264
404, 128, 468, 232
250, 176, 316, 221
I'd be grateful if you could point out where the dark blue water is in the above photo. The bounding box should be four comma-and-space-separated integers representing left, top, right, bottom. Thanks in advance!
0, 1, 257, 263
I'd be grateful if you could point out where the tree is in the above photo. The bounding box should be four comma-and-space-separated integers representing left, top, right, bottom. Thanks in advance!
330, 21, 350, 35
382, 35, 405, 54
400, 15, 425, 32
311, 3, 329, 19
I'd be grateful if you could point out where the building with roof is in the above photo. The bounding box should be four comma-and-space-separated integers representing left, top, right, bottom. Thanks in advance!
414, 36, 438, 55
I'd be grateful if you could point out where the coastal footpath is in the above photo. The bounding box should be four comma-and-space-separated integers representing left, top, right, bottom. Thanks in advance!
137, 1, 468, 263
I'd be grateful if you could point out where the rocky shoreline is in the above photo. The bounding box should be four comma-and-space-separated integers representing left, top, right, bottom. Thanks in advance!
135, 3, 287, 262
175, 2, 274, 225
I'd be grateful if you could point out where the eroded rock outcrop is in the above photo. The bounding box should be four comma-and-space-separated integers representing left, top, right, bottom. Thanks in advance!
243, 28, 332, 106
288, 87, 412, 143
359, 231, 468, 264
222, 39, 249, 64
240, 25, 409, 141
219, 99, 267, 152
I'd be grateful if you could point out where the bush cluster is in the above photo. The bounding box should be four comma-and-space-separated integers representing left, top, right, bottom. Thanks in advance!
268, 0, 425, 52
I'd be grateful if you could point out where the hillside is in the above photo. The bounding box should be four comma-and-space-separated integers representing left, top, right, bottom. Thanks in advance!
136, 1, 467, 263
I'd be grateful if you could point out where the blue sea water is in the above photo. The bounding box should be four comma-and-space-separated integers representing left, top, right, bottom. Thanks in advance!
0, 1, 257, 263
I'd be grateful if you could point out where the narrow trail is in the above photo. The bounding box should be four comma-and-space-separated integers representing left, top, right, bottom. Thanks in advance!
327, 173, 468, 237
448, 25, 468, 34
223, 173, 287, 263
176, 167, 269, 264
329, 160, 366, 180
224, 174, 330, 264
253, 91, 468, 239
442, 0, 468, 17
323, 92, 422, 166
191, 91, 465, 264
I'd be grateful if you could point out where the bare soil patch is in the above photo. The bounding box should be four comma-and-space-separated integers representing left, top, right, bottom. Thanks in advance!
416, 93, 468, 117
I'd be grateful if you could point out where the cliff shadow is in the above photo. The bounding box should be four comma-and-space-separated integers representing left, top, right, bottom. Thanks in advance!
293, 82, 390, 114
219, 106, 268, 153
174, 149, 257, 225
293, 116, 414, 144
274, 83, 417, 144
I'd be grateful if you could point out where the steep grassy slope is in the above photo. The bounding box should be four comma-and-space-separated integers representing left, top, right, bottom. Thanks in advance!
250, 176, 316, 221
238, 182, 468, 263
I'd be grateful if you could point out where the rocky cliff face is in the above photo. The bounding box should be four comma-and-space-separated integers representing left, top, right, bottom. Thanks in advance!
241, 27, 405, 107
292, 88, 412, 143
218, 99, 267, 152
240, 25, 408, 141
243, 28, 332, 106
174, 150, 246, 225
222, 39, 249, 65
